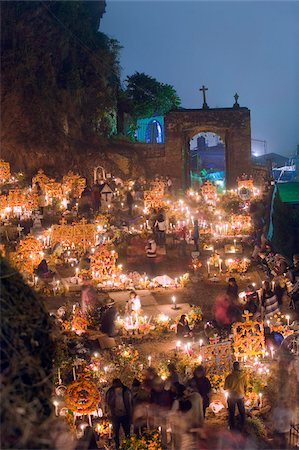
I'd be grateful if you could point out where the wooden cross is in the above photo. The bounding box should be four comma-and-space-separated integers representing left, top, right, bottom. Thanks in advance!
199, 85, 209, 109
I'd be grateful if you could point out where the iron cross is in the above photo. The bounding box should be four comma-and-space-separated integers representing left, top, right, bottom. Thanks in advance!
200, 85, 209, 109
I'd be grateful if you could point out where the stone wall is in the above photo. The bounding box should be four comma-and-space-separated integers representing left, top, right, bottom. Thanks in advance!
164, 107, 252, 188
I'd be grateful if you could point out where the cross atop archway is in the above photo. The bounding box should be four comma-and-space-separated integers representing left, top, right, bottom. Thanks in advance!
199, 85, 209, 110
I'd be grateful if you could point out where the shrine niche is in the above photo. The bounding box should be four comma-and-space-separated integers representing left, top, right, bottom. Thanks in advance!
237, 177, 254, 200
232, 311, 265, 359
99, 183, 113, 212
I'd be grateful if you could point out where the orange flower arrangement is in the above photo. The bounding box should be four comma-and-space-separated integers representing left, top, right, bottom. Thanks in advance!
0, 160, 11, 182
72, 306, 89, 333
64, 379, 100, 415
62, 171, 86, 198
10, 235, 43, 276
90, 245, 119, 281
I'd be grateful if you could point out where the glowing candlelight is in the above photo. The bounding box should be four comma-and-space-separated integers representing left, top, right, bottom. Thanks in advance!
286, 315, 290, 327
270, 347, 274, 359
219, 258, 222, 273
53, 400, 59, 416
148, 355, 152, 367
72, 366, 76, 380
176, 340, 181, 351
172, 296, 177, 309
199, 339, 203, 348
198, 355, 203, 364
108, 423, 112, 439
207, 261, 210, 275
259, 392, 263, 408
233, 239, 236, 249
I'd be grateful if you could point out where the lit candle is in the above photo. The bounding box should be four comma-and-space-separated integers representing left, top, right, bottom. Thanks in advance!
270, 347, 274, 359
271, 281, 275, 291
259, 392, 263, 408
176, 340, 181, 351
233, 239, 236, 249
53, 400, 59, 416
172, 296, 176, 309
219, 259, 222, 273
148, 355, 152, 367
199, 339, 203, 348
207, 261, 210, 275
198, 355, 203, 364
108, 423, 112, 439
58, 367, 62, 385
286, 314, 290, 327
72, 366, 76, 380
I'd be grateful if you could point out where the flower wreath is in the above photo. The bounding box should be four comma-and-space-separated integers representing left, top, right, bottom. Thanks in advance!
64, 379, 100, 415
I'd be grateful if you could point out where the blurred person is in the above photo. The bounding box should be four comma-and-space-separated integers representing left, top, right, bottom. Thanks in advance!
288, 254, 299, 284
224, 361, 247, 430
190, 365, 211, 417
154, 212, 167, 246
126, 190, 134, 217
177, 225, 187, 256
184, 380, 204, 429
105, 378, 132, 449
176, 314, 192, 338
145, 237, 157, 275
226, 277, 239, 301
243, 284, 259, 315
261, 280, 279, 319
75, 426, 98, 450
192, 219, 200, 252
272, 398, 294, 449
165, 363, 179, 390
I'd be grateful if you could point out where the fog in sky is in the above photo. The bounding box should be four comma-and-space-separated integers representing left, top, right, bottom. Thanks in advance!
101, 1, 299, 156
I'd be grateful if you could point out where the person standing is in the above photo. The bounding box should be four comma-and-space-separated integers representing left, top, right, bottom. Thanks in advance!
154, 213, 167, 246
126, 190, 134, 217
224, 361, 247, 430
145, 237, 157, 276
105, 379, 132, 449
192, 219, 200, 252
190, 365, 211, 417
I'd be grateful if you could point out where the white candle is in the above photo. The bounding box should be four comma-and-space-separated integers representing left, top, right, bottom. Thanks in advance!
148, 355, 152, 367
259, 393, 263, 408
108, 423, 112, 439
53, 400, 59, 416
207, 261, 210, 274
172, 296, 176, 309
219, 259, 222, 273
234, 239, 236, 249
224, 392, 228, 407
270, 347, 274, 359
199, 339, 203, 348
72, 366, 76, 380
198, 355, 203, 364
286, 315, 290, 327
176, 340, 181, 351
58, 367, 62, 385
88, 414, 92, 427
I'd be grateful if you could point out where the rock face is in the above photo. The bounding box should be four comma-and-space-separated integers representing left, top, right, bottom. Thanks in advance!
0, 2, 147, 180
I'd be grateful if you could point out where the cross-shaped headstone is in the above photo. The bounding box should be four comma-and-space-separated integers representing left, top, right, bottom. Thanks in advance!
209, 334, 220, 345
199, 85, 209, 109
17, 224, 24, 237
242, 310, 253, 322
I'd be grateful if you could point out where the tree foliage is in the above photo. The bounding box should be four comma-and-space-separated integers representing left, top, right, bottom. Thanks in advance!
1, 1, 121, 140
125, 71, 181, 119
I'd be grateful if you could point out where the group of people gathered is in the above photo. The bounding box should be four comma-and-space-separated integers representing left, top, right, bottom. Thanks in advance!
98, 360, 247, 450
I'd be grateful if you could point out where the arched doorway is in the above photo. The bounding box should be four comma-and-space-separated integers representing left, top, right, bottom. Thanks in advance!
145, 119, 163, 144
189, 131, 225, 189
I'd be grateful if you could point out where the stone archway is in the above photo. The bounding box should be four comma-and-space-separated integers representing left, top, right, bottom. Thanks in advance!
163, 107, 251, 188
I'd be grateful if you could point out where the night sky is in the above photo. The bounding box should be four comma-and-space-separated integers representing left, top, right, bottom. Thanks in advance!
101, 1, 299, 157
